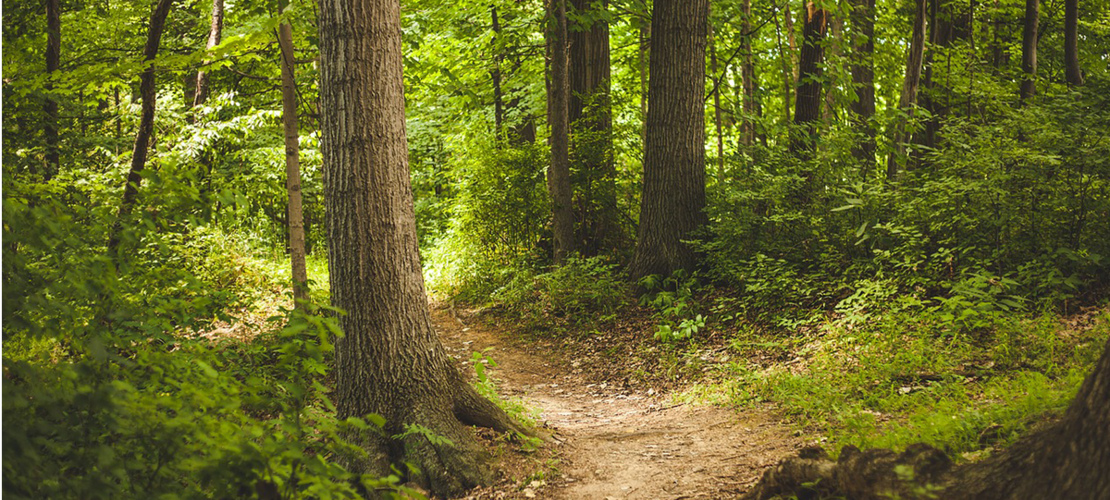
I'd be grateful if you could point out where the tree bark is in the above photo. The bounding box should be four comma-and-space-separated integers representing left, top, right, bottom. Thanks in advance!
790, 1, 828, 157
744, 340, 1110, 500
317, 0, 525, 495
627, 0, 709, 282
886, 0, 927, 181
547, 0, 574, 264
193, 0, 223, 107
106, 0, 175, 260
277, 20, 308, 309
1019, 0, 1039, 103
44, 0, 61, 181
569, 0, 616, 256
849, 0, 877, 167
1064, 0, 1083, 86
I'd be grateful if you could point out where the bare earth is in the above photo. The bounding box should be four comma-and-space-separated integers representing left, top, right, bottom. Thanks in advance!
432, 307, 803, 500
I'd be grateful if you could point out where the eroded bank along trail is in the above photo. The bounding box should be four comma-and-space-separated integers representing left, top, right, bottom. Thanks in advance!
432, 307, 803, 499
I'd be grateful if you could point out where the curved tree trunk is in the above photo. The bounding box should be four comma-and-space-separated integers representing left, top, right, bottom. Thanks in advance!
277, 20, 308, 309
1019, 0, 1039, 103
849, 0, 876, 168
547, 0, 574, 264
106, 0, 175, 261
44, 0, 61, 181
744, 340, 1110, 500
317, 0, 525, 495
627, 0, 709, 282
1064, 0, 1084, 86
886, 0, 927, 181
790, 1, 828, 157
193, 0, 223, 107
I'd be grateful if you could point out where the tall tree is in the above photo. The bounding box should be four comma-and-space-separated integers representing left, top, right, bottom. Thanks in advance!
316, 0, 524, 494
491, 6, 505, 136
193, 0, 223, 107
547, 0, 574, 263
886, 0, 928, 180
627, 0, 709, 282
276, 13, 308, 308
106, 0, 175, 259
1064, 0, 1084, 86
918, 0, 954, 152
709, 22, 725, 175
740, 0, 759, 147
1019, 0, 1039, 102
790, 1, 828, 156
43, 0, 61, 181
568, 0, 617, 255
849, 0, 877, 166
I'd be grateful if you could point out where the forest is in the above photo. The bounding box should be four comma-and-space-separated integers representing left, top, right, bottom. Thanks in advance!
3, 0, 1110, 496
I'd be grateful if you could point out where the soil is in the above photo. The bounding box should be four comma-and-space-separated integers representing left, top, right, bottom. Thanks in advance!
432, 306, 803, 500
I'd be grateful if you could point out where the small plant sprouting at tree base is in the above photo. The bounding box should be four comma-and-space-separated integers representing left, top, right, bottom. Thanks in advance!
744, 340, 1110, 500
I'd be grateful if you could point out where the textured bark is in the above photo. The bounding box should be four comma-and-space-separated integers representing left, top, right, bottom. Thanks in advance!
1064, 0, 1083, 86
317, 0, 524, 495
547, 0, 574, 264
627, 0, 709, 282
277, 21, 308, 308
886, 0, 927, 181
1019, 0, 1039, 103
193, 0, 223, 107
106, 0, 175, 260
569, 0, 617, 256
44, 0, 61, 180
849, 0, 877, 166
745, 340, 1110, 500
789, 2, 827, 157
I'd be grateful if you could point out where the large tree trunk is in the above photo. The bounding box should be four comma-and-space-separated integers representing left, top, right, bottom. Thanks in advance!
44, 0, 61, 181
1019, 0, 1039, 103
317, 0, 524, 495
789, 1, 828, 157
569, 0, 617, 256
626, 0, 709, 282
106, 0, 175, 260
1064, 0, 1083, 86
193, 0, 223, 107
744, 340, 1110, 500
849, 0, 877, 168
547, 0, 574, 264
277, 20, 308, 308
886, 0, 927, 181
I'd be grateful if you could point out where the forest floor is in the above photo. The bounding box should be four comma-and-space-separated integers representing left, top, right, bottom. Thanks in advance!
431, 305, 803, 500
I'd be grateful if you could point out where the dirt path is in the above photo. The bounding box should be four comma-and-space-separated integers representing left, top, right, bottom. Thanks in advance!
433, 307, 802, 499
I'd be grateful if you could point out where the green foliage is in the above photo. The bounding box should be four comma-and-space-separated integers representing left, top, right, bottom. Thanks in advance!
639, 271, 707, 342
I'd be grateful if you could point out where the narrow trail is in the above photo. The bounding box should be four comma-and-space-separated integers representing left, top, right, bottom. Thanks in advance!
432, 307, 803, 499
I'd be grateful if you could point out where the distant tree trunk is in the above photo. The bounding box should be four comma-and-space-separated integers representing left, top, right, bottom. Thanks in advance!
790, 1, 827, 156
849, 0, 877, 167
44, 0, 61, 181
918, 0, 954, 153
1064, 0, 1083, 86
709, 23, 725, 174
627, 0, 709, 282
317, 0, 525, 495
547, 0, 574, 264
741, 0, 759, 146
774, 6, 792, 123
886, 0, 927, 181
569, 0, 616, 256
785, 0, 799, 83
638, 15, 650, 147
277, 20, 308, 308
491, 6, 505, 136
106, 0, 175, 260
194, 0, 223, 107
1019, 0, 1038, 103
991, 0, 1010, 70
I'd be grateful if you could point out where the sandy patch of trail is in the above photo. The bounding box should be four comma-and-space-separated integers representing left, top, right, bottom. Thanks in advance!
432, 307, 802, 499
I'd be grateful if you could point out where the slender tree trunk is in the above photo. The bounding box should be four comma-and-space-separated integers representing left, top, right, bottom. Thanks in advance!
785, 0, 799, 83
918, 0, 953, 154
44, 0, 61, 181
1019, 0, 1039, 103
194, 0, 223, 107
277, 20, 309, 308
741, 0, 758, 146
317, 0, 524, 495
638, 15, 650, 148
790, 1, 828, 157
627, 0, 709, 282
709, 23, 725, 175
1064, 0, 1083, 86
774, 6, 792, 123
491, 6, 505, 136
547, 0, 574, 264
106, 0, 175, 260
849, 0, 877, 167
569, 0, 616, 255
886, 0, 927, 181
